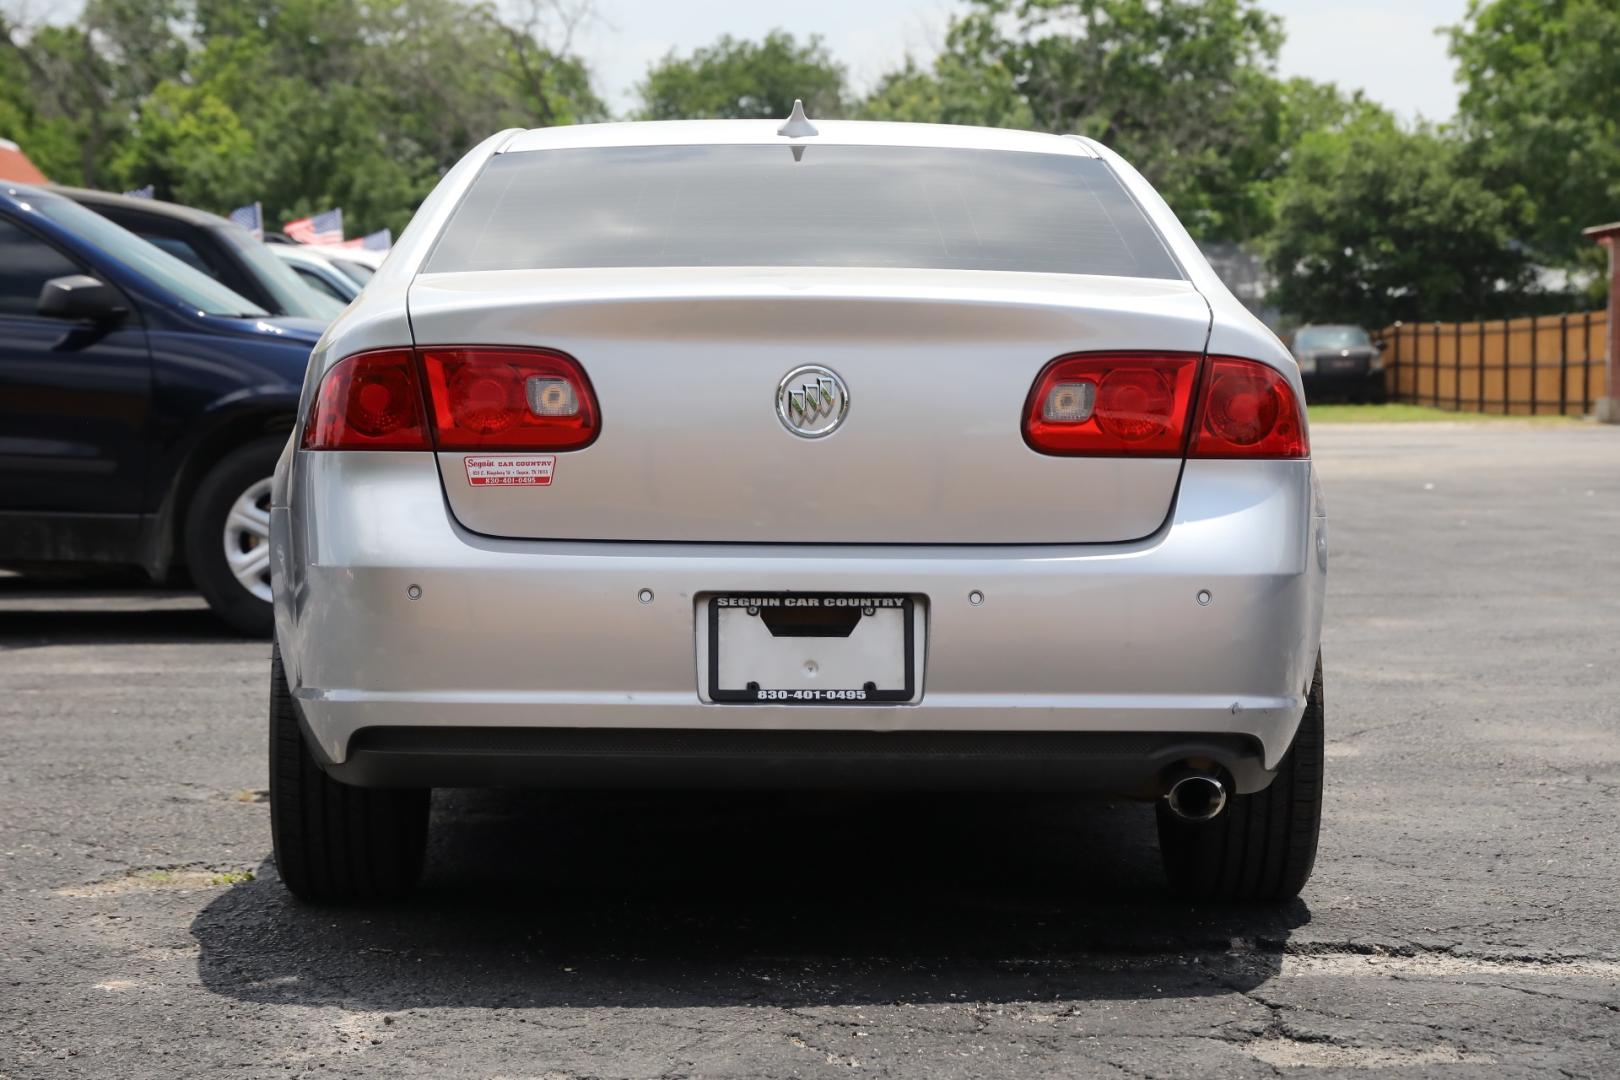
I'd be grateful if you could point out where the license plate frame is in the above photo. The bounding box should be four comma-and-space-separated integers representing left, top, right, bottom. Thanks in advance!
704, 593, 918, 705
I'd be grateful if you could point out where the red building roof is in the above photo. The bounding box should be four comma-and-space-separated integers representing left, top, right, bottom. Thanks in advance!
0, 139, 48, 184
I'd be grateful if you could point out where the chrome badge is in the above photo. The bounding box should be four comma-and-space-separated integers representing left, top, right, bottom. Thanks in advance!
776, 365, 849, 438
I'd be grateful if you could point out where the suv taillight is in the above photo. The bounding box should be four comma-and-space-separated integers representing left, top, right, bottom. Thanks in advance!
302, 346, 600, 452
1023, 352, 1307, 459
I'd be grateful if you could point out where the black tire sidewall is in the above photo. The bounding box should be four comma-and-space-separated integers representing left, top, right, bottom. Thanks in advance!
1156, 654, 1325, 903
269, 643, 430, 901
183, 436, 285, 636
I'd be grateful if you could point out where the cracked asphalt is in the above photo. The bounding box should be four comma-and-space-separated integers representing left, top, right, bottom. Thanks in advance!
3, 421, 1619, 1078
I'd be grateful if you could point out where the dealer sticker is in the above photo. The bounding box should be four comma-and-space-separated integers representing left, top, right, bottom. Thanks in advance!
463, 455, 556, 487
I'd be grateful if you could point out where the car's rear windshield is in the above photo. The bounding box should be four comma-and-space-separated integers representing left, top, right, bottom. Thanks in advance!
424, 144, 1182, 280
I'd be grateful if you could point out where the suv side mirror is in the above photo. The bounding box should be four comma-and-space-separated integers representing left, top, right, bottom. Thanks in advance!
37, 275, 127, 322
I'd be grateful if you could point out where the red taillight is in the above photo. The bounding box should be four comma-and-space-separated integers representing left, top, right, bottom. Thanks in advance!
1023, 352, 1201, 456
301, 349, 430, 450
303, 346, 601, 452
1023, 351, 1306, 459
1190, 357, 1308, 458
419, 347, 599, 451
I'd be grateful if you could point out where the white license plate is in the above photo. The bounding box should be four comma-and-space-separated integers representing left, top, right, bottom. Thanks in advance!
703, 593, 921, 704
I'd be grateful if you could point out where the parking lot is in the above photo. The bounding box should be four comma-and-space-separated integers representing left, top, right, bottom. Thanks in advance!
2, 421, 1617, 1078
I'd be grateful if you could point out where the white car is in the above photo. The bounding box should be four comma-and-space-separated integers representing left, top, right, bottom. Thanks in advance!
269, 244, 361, 305
302, 244, 386, 285
269, 111, 1327, 904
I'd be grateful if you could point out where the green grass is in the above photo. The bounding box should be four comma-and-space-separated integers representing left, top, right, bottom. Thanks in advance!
1308, 403, 1579, 424
139, 867, 256, 888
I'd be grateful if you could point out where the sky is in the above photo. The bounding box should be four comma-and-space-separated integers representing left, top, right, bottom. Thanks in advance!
576, 0, 1471, 123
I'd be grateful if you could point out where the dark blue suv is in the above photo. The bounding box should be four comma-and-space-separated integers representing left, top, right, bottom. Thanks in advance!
0, 184, 322, 634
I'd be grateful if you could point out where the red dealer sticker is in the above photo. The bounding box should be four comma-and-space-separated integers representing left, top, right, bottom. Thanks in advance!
463, 455, 556, 487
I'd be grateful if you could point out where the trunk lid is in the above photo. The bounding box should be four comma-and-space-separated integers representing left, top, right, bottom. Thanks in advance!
409, 267, 1209, 544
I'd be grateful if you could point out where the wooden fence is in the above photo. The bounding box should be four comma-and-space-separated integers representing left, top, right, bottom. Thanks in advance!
1379, 312, 1610, 416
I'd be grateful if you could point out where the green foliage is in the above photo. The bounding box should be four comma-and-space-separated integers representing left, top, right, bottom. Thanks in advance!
1, 0, 1610, 328
852, 0, 1601, 322
857, 16, 1033, 129
859, 58, 1033, 130
1272, 78, 1386, 160
1308, 403, 1577, 424
909, 0, 1290, 242
636, 31, 846, 121
1265, 113, 1534, 327
2, 0, 604, 236
109, 83, 258, 209
2, 0, 191, 187
0, 45, 74, 179
853, 1, 1379, 247
1450, 0, 1620, 266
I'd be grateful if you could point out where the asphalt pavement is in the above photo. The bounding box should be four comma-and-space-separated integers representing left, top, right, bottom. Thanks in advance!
2, 421, 1618, 1078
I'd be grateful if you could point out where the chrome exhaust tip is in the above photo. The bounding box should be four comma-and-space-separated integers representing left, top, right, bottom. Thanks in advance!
1165, 774, 1228, 822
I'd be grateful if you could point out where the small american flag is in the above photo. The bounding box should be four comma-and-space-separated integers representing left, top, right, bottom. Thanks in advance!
284, 208, 343, 245
124, 184, 154, 199
228, 201, 263, 240
334, 228, 390, 251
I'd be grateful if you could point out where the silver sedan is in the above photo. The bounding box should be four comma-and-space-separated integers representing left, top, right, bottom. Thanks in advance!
268, 110, 1327, 904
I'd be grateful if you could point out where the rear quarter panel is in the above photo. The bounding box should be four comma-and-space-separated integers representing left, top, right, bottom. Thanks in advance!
1075, 137, 1307, 427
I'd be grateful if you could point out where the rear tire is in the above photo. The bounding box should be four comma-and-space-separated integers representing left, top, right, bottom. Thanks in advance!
1156, 655, 1323, 903
269, 645, 430, 901
184, 437, 283, 636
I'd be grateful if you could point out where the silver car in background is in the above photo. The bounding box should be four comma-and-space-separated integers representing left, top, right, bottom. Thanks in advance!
269, 113, 1327, 904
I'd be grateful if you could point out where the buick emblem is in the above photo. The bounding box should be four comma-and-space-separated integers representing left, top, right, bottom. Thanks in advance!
776, 365, 849, 438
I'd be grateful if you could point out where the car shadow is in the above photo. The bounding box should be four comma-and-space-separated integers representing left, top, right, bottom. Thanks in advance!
0, 574, 238, 648
192, 789, 1309, 1009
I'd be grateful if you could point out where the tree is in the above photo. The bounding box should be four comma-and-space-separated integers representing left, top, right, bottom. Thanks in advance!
913, 0, 1288, 242
1, 0, 189, 187
859, 0, 1306, 243
1450, 0, 1620, 268
1272, 78, 1385, 160
857, 16, 1033, 130
109, 82, 259, 209
635, 31, 845, 120
1, 0, 604, 235
1264, 113, 1534, 327
0, 38, 80, 181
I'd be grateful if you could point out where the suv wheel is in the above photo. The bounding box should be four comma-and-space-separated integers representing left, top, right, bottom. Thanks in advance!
269, 645, 430, 901
1156, 654, 1324, 902
184, 437, 283, 636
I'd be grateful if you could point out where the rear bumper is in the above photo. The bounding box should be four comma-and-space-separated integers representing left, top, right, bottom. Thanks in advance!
321, 727, 1272, 794
271, 453, 1327, 792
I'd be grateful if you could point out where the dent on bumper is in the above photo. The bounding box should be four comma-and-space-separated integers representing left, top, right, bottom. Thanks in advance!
272, 453, 1325, 772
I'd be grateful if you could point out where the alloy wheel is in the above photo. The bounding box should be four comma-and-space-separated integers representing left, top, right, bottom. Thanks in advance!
222, 477, 274, 602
